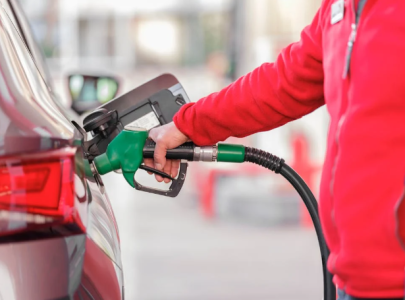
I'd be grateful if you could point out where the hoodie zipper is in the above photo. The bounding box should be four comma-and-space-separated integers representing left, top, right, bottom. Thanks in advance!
342, 23, 357, 78
343, 0, 368, 78
329, 0, 368, 274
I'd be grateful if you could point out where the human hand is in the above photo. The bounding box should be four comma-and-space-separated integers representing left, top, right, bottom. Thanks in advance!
145, 122, 189, 183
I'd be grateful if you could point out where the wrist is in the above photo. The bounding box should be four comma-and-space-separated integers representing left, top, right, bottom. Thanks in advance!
173, 105, 193, 140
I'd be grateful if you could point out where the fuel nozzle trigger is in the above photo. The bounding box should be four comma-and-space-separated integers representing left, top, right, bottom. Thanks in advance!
93, 126, 188, 197
134, 162, 188, 197
138, 165, 175, 181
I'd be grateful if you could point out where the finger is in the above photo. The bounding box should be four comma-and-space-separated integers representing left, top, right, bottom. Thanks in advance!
143, 158, 154, 175
153, 141, 167, 172
155, 174, 164, 182
148, 128, 157, 141
171, 159, 180, 178
163, 160, 172, 183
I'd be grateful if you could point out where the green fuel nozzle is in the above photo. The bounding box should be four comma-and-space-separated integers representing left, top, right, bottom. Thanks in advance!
94, 127, 148, 187
92, 126, 250, 196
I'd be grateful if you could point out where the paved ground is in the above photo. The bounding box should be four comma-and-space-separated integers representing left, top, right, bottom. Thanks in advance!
105, 172, 323, 300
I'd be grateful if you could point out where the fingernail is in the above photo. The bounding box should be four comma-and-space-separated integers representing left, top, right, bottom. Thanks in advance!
155, 163, 162, 170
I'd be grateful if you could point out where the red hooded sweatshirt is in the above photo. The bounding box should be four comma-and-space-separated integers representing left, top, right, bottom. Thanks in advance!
174, 0, 405, 298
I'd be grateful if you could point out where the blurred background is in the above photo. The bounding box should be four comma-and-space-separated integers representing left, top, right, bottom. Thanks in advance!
20, 0, 328, 299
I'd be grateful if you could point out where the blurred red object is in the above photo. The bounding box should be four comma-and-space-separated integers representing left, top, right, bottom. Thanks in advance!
196, 133, 321, 226
199, 163, 266, 219
290, 133, 321, 227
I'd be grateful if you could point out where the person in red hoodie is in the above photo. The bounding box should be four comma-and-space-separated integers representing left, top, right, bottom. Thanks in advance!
145, 0, 405, 299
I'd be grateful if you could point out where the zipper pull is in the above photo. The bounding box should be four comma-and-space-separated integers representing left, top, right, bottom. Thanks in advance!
343, 23, 357, 78
349, 23, 357, 45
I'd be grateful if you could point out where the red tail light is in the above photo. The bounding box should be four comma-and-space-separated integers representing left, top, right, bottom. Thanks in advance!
0, 148, 85, 237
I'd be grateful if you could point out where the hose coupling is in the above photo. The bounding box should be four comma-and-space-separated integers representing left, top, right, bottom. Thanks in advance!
193, 145, 218, 162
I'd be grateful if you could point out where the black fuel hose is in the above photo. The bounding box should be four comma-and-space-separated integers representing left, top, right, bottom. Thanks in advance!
244, 147, 336, 300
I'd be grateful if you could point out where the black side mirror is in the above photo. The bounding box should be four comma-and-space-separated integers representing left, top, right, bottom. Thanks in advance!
68, 74, 119, 115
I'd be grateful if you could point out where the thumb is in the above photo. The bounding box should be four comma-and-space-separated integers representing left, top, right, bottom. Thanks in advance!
153, 142, 167, 171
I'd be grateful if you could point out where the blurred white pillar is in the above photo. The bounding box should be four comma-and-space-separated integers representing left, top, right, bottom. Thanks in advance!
58, 0, 80, 71
113, 12, 136, 70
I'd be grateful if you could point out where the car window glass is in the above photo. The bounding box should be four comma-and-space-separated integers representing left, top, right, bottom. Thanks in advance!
3, 0, 53, 89
0, 5, 73, 139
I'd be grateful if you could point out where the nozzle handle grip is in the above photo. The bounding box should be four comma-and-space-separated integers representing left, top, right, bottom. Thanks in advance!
143, 139, 195, 161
